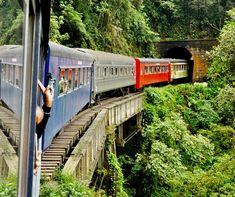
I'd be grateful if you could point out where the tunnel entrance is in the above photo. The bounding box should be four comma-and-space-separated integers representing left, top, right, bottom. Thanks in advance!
164, 47, 194, 82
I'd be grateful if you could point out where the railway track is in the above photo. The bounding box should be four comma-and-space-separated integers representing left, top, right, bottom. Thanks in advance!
0, 92, 140, 179
0, 104, 20, 152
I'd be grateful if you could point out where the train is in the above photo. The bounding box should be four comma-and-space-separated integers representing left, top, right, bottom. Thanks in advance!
0, 42, 189, 149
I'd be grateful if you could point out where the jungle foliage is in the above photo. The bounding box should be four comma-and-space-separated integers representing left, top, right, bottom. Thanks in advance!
123, 84, 235, 196
208, 8, 235, 86
1, 0, 235, 56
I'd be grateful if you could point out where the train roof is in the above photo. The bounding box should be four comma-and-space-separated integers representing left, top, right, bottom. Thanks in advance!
135, 57, 170, 63
0, 45, 23, 64
136, 57, 187, 64
164, 58, 187, 63
0, 45, 23, 56
49, 42, 93, 61
77, 48, 135, 66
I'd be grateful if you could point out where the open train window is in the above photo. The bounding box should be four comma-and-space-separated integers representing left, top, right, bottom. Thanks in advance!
83, 68, 87, 85
145, 66, 149, 74
15, 66, 20, 87
2, 64, 6, 81
73, 68, 78, 89
104, 67, 108, 77
120, 68, 123, 76
157, 66, 160, 72
79, 68, 83, 86
153, 66, 157, 73
110, 67, 114, 75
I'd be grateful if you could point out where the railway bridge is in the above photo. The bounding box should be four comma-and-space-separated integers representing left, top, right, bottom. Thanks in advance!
156, 39, 217, 82
0, 92, 144, 183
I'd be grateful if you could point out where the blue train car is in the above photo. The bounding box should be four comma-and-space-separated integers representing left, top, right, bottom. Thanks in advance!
42, 43, 93, 149
0, 45, 23, 117
0, 43, 93, 149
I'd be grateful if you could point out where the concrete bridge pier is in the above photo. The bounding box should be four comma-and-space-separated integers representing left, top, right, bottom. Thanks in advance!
63, 93, 144, 183
116, 113, 142, 148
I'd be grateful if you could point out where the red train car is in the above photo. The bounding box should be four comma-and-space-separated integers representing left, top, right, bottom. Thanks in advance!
135, 58, 171, 89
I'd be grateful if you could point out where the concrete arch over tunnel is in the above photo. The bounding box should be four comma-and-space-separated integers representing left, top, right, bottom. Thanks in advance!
164, 47, 194, 82
164, 47, 192, 60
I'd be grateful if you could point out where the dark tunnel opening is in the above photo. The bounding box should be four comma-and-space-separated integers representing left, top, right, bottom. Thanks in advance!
164, 47, 194, 82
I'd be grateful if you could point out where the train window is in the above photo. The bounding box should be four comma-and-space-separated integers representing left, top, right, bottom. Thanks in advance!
153, 66, 157, 73
58, 69, 65, 95
124, 67, 126, 75
110, 68, 114, 75
120, 68, 123, 76
68, 69, 72, 90
64, 69, 69, 92
83, 68, 86, 85
163, 66, 166, 72
15, 66, 20, 87
127, 67, 130, 75
86, 67, 89, 84
5, 65, 9, 81
12, 65, 16, 85
132, 68, 136, 76
79, 68, 83, 86
157, 66, 160, 72
2, 64, 6, 81
10, 65, 14, 84
74, 68, 78, 89
149, 66, 153, 74
104, 67, 108, 77
78, 68, 81, 86
87, 67, 89, 84
114, 68, 117, 75
19, 67, 22, 88
145, 66, 149, 74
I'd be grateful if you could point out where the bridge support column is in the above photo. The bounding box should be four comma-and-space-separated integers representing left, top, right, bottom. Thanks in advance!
116, 124, 124, 147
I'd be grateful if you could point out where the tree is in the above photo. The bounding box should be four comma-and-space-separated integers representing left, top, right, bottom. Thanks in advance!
208, 8, 235, 86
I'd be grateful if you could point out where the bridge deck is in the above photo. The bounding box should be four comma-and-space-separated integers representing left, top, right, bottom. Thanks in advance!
0, 93, 144, 180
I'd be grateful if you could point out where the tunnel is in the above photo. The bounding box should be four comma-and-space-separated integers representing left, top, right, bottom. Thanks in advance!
164, 47, 194, 82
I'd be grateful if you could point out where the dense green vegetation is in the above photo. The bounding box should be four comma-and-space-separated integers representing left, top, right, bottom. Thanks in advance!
208, 8, 235, 86
0, 1, 234, 196
113, 9, 234, 196
1, 0, 234, 56
124, 84, 235, 196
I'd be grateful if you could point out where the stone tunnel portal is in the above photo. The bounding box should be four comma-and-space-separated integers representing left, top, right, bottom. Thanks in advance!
164, 47, 194, 81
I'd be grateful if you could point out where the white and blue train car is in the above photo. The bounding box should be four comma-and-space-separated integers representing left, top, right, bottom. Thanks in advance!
0, 45, 23, 117
0, 43, 93, 150
78, 49, 136, 99
43, 43, 93, 149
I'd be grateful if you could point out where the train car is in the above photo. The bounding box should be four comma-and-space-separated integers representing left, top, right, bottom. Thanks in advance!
42, 42, 93, 149
78, 49, 136, 98
168, 59, 188, 80
0, 43, 94, 149
135, 58, 171, 89
0, 45, 23, 117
